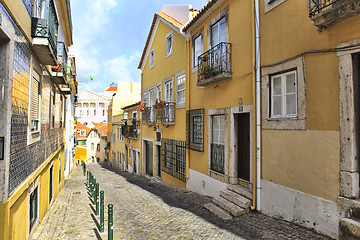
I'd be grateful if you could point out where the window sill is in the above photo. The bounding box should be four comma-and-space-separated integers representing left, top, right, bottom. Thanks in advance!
267, 116, 298, 121
165, 52, 172, 58
209, 170, 226, 183
176, 103, 185, 109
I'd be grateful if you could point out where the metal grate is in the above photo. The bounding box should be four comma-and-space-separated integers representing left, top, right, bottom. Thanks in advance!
162, 139, 186, 182
186, 109, 204, 152
211, 143, 225, 174
142, 107, 155, 124
309, 0, 340, 17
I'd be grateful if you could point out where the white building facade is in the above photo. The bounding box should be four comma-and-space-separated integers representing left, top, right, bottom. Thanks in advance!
75, 90, 111, 124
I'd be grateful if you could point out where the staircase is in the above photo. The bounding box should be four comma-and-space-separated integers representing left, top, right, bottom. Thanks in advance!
339, 198, 360, 240
204, 184, 252, 220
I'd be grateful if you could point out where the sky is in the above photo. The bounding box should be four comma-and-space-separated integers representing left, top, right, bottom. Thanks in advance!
70, 0, 207, 93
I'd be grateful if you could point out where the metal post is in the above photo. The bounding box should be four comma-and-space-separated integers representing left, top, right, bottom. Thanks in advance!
93, 179, 97, 203
83, 162, 86, 176
95, 183, 99, 215
87, 171, 89, 186
100, 191, 104, 232
108, 204, 113, 240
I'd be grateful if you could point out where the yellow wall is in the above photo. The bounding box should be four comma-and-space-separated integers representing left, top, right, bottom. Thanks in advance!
112, 82, 141, 116
141, 16, 187, 184
0, 147, 64, 240
111, 114, 126, 167
75, 147, 87, 164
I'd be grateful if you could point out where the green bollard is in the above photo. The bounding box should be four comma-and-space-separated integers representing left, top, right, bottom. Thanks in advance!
83, 162, 86, 176
95, 183, 99, 215
100, 191, 104, 232
108, 204, 113, 240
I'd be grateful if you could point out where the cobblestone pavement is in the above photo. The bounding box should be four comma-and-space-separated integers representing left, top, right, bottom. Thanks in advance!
32, 163, 332, 240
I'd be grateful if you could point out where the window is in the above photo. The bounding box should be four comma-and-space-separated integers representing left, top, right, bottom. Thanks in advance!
148, 89, 154, 107
97, 144, 100, 152
91, 143, 94, 151
51, 90, 55, 129
59, 156, 61, 184
193, 35, 202, 68
142, 91, 147, 106
30, 70, 41, 132
166, 31, 173, 57
164, 80, 173, 103
49, 165, 53, 204
211, 115, 225, 174
156, 83, 162, 102
270, 70, 297, 118
117, 127, 120, 140
132, 111, 137, 120
59, 95, 63, 128
176, 73, 186, 106
186, 109, 204, 152
149, 49, 155, 69
80, 130, 86, 136
29, 186, 38, 232
211, 17, 226, 47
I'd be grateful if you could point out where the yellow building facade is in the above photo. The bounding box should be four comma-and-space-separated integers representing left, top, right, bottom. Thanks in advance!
111, 114, 126, 169
258, 0, 360, 238
138, 6, 194, 189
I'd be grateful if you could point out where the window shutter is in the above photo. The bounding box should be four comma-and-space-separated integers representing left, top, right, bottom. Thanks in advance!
31, 75, 40, 121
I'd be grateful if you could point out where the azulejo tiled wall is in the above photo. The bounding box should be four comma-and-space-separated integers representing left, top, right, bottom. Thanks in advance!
0, 4, 64, 193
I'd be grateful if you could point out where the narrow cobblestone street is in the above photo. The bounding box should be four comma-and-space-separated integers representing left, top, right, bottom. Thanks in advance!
31, 163, 332, 240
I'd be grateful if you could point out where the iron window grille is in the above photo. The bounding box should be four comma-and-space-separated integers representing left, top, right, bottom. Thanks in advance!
156, 102, 175, 124
197, 42, 232, 84
211, 143, 225, 174
309, 0, 340, 17
186, 109, 204, 152
162, 139, 186, 182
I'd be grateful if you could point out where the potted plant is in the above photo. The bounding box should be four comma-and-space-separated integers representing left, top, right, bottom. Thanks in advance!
201, 65, 215, 79
51, 61, 62, 72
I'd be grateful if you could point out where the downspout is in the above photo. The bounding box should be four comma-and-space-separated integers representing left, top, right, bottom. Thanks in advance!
255, 0, 261, 211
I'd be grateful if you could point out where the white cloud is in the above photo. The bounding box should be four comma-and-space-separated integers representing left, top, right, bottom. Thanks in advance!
104, 52, 141, 83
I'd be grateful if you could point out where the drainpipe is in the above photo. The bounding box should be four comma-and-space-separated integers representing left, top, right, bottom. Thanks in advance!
254, 0, 261, 211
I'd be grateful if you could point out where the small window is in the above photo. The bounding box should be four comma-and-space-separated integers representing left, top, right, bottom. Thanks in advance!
91, 143, 94, 151
156, 83, 162, 102
148, 89, 154, 107
187, 109, 204, 152
270, 70, 297, 119
30, 71, 41, 132
29, 186, 38, 232
166, 32, 173, 57
193, 35, 202, 68
176, 74, 186, 105
97, 144, 100, 152
142, 91, 147, 106
80, 130, 86, 136
150, 49, 155, 69
49, 165, 53, 204
164, 80, 173, 103
132, 111, 137, 120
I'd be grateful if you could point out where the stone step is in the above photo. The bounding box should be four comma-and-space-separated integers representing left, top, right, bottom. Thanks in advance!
339, 218, 360, 240
212, 197, 248, 217
204, 203, 232, 220
227, 184, 252, 200
220, 189, 252, 209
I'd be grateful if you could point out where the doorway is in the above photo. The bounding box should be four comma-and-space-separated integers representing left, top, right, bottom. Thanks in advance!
353, 53, 360, 187
236, 113, 250, 182
156, 145, 162, 178
145, 141, 153, 176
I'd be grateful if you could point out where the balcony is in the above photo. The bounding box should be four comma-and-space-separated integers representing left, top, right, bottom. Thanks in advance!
51, 42, 67, 85
197, 42, 232, 86
155, 102, 175, 124
309, 0, 360, 30
121, 125, 129, 138
128, 124, 138, 139
142, 107, 155, 124
31, 0, 59, 65
59, 84, 71, 95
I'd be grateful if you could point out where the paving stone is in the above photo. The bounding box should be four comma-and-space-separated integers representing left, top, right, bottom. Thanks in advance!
31, 163, 333, 239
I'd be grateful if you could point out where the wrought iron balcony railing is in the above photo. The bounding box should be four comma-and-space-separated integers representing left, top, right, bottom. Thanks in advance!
129, 125, 138, 139
309, 0, 339, 17
58, 42, 68, 78
156, 102, 175, 124
197, 42, 232, 86
31, 0, 59, 62
211, 143, 225, 174
121, 125, 129, 138
142, 107, 155, 124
